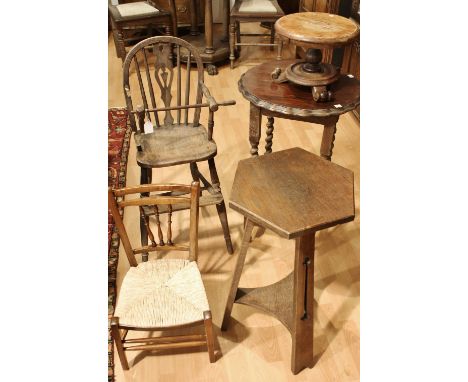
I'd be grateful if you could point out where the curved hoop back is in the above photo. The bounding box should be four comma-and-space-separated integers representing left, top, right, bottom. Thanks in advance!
123, 36, 205, 131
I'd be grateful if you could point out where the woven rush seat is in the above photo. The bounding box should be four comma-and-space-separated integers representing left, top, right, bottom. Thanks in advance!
135, 125, 217, 168
114, 259, 209, 328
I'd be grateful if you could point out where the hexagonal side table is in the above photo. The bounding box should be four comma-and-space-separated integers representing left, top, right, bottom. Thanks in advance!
221, 147, 355, 375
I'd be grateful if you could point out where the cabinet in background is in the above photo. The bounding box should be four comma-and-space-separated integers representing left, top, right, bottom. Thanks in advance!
119, 0, 205, 29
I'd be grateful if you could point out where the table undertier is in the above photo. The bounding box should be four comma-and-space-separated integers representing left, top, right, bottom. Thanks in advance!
235, 272, 294, 333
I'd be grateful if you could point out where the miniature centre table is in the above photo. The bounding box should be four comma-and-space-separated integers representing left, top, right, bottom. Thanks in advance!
239, 59, 360, 160
274, 12, 360, 102
221, 147, 355, 374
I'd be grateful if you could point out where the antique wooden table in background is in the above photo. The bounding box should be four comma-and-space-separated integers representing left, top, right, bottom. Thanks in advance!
221, 148, 355, 374
239, 59, 360, 159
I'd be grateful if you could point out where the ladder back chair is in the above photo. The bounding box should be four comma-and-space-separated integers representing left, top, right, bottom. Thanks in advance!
123, 36, 236, 259
229, 0, 285, 68
109, 0, 178, 62
108, 181, 217, 369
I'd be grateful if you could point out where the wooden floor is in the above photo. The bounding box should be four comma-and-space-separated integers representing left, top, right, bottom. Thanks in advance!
109, 25, 360, 382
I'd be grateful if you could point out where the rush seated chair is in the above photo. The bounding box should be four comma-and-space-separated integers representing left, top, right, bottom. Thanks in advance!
123, 36, 235, 258
108, 0, 178, 62
108, 181, 217, 369
229, 0, 285, 68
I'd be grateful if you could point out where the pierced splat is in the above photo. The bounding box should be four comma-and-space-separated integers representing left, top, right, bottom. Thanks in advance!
153, 43, 174, 125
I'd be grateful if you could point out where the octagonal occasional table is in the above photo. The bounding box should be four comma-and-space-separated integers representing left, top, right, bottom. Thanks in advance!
221, 147, 355, 374
239, 59, 360, 160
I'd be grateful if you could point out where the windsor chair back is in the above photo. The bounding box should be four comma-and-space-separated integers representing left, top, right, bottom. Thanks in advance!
108, 181, 218, 368
122, 36, 235, 257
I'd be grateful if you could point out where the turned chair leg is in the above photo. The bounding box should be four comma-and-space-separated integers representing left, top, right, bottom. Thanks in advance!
277, 38, 283, 60
203, 311, 216, 363
140, 167, 152, 261
270, 23, 275, 51
208, 158, 234, 254
190, 162, 203, 197
229, 22, 236, 69
235, 21, 241, 55
111, 317, 129, 370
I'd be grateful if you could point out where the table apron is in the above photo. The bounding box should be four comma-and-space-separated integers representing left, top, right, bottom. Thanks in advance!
260, 108, 339, 125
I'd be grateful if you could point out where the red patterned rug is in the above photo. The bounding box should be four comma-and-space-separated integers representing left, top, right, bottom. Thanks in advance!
108, 108, 132, 382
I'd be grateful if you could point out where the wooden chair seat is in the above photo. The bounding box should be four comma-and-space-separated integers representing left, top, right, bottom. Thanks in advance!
109, 2, 163, 22
231, 0, 284, 18
135, 125, 217, 168
108, 1, 177, 62
114, 259, 210, 328
229, 0, 284, 68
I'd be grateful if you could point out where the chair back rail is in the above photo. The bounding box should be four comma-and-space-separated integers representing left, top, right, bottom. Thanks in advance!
123, 36, 205, 132
108, 182, 200, 267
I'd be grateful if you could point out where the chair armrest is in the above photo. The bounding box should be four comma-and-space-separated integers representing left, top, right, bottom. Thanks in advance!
200, 82, 236, 112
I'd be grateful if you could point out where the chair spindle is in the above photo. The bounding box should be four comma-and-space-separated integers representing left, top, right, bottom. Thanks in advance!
167, 204, 173, 245
136, 106, 145, 134
152, 205, 165, 246
143, 47, 160, 127
184, 53, 191, 125
207, 110, 214, 140
176, 45, 181, 124
139, 206, 156, 247
134, 54, 151, 121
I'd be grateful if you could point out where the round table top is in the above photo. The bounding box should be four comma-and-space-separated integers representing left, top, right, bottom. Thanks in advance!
275, 12, 359, 48
239, 60, 360, 118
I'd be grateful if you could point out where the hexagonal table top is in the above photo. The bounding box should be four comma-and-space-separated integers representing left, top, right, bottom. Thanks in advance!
230, 148, 355, 239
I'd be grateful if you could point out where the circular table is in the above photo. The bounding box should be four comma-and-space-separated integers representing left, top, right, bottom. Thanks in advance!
274, 12, 359, 101
239, 59, 360, 160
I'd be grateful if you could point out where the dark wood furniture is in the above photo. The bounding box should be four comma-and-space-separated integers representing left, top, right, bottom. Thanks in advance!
109, 182, 217, 369
118, 0, 205, 28
180, 0, 230, 74
108, 1, 178, 62
123, 36, 236, 258
239, 59, 359, 159
229, 0, 285, 69
152, 0, 205, 28
221, 148, 355, 374
277, 0, 299, 14
341, 0, 359, 119
274, 12, 359, 102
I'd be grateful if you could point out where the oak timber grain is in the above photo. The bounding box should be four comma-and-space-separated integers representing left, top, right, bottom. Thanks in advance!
229, 148, 355, 239
275, 12, 359, 48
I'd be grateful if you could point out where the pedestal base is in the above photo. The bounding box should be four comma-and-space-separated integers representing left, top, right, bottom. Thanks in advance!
180, 25, 230, 66
271, 61, 339, 102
